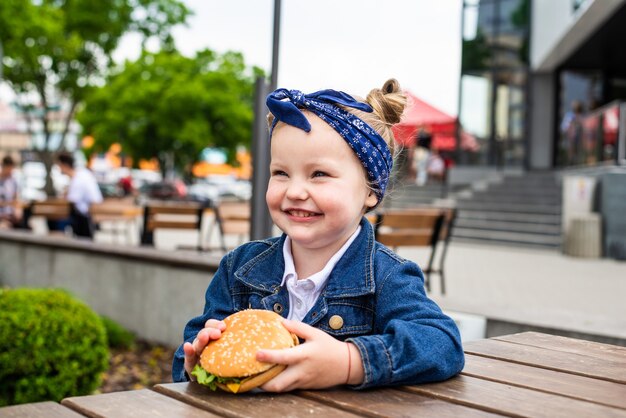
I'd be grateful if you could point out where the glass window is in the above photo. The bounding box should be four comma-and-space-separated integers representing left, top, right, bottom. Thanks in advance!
460, 74, 491, 139
460, 0, 529, 167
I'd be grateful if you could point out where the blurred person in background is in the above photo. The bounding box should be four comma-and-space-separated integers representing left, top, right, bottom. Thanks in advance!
57, 152, 103, 238
118, 174, 134, 198
560, 100, 584, 165
0, 155, 23, 229
412, 126, 432, 186
426, 149, 446, 183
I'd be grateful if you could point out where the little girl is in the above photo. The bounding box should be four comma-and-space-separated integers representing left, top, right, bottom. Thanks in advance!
173, 79, 464, 391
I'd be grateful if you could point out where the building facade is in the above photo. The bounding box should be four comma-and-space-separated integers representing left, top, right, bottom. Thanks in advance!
458, 0, 626, 170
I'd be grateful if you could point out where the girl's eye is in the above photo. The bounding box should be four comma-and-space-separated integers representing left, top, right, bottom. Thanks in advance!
272, 170, 288, 177
312, 171, 328, 178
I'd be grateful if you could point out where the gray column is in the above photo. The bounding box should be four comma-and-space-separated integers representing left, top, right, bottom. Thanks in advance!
250, 78, 274, 240
528, 73, 555, 169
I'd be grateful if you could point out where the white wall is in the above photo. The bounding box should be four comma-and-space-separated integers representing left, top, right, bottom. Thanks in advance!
530, 0, 578, 70
531, 0, 626, 71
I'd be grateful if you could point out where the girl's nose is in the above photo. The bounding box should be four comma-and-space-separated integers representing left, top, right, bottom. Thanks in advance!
285, 178, 308, 200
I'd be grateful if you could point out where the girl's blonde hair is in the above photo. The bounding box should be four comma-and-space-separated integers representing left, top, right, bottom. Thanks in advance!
343, 78, 407, 156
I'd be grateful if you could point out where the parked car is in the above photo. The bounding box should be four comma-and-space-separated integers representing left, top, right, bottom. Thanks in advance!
187, 182, 219, 205
98, 182, 124, 198
138, 179, 187, 202
194, 175, 252, 201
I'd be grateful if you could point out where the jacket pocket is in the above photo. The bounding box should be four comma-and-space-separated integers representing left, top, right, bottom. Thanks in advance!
316, 299, 374, 338
231, 283, 269, 311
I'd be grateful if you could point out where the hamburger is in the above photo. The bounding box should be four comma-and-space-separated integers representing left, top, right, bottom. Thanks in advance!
191, 309, 299, 393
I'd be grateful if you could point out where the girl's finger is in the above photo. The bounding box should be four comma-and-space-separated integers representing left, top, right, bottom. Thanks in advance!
257, 345, 301, 365
260, 366, 300, 393
205, 319, 226, 330
183, 341, 196, 359
281, 319, 320, 341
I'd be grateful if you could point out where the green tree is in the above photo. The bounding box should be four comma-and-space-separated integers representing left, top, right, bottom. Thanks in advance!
77, 49, 263, 177
461, 29, 491, 73
0, 0, 190, 195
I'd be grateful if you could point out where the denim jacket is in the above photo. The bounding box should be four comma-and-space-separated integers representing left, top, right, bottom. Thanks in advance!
172, 217, 464, 389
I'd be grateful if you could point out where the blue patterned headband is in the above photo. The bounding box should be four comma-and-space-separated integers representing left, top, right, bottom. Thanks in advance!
266, 88, 392, 204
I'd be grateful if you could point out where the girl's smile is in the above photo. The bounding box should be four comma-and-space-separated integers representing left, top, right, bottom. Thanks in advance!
266, 111, 377, 264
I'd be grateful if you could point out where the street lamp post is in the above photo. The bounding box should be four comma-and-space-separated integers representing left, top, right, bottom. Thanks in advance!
250, 0, 281, 240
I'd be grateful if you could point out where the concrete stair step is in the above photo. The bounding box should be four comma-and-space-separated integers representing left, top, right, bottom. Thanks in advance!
455, 218, 561, 235
468, 194, 562, 205
456, 201, 562, 215
387, 190, 445, 200
500, 175, 559, 182
457, 210, 561, 225
486, 186, 561, 196
500, 178, 559, 185
451, 235, 561, 250
452, 227, 562, 248
384, 199, 440, 209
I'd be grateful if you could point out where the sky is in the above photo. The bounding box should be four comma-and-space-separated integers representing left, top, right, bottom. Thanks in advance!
113, 0, 463, 116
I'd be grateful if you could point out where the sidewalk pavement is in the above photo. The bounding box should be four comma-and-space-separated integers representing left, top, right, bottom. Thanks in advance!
396, 242, 626, 342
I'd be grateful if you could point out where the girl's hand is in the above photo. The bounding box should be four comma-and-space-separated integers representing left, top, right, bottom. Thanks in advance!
256, 319, 363, 392
183, 319, 226, 380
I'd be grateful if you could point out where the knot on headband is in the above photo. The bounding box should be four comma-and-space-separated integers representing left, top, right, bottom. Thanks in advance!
266, 88, 393, 205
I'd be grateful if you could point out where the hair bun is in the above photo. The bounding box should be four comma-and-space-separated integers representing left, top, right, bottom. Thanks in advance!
366, 78, 406, 125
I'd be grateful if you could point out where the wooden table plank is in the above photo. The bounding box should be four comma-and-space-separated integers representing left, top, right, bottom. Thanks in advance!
404, 375, 626, 418
494, 332, 626, 364
154, 382, 359, 418
0, 402, 85, 418
61, 389, 220, 418
298, 387, 507, 418
464, 338, 626, 383
463, 354, 626, 409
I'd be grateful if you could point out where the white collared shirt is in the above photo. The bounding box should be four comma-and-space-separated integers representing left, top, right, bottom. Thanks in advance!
281, 226, 361, 321
67, 167, 103, 215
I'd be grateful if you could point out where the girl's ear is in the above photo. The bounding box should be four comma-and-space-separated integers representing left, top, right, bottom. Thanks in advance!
365, 190, 378, 209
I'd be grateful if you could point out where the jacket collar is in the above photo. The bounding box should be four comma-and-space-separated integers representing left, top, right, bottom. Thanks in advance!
235, 217, 376, 297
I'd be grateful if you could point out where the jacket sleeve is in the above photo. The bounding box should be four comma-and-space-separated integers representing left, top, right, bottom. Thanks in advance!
347, 260, 464, 389
172, 252, 236, 382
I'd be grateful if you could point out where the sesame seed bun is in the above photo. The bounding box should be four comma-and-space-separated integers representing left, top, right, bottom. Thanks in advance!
199, 309, 298, 393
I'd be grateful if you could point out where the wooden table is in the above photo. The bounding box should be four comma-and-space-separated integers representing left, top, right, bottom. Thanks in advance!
2, 332, 626, 417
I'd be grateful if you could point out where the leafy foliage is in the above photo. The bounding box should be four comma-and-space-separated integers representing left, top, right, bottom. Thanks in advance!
101, 316, 136, 350
0, 288, 109, 406
77, 49, 263, 175
191, 364, 241, 392
461, 29, 491, 73
0, 0, 189, 194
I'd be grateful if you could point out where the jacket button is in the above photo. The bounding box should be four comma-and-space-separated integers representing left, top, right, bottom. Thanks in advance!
273, 303, 284, 314
329, 315, 344, 330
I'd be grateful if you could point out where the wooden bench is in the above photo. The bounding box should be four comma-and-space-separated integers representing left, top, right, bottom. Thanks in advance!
140, 201, 207, 248
25, 199, 72, 236
374, 207, 456, 293
29, 199, 71, 222
90, 201, 143, 244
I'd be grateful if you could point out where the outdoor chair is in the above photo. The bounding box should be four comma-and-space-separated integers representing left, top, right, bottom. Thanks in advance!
140, 201, 207, 248
90, 200, 143, 244
27, 199, 72, 235
422, 207, 456, 294
213, 200, 250, 252
374, 207, 454, 294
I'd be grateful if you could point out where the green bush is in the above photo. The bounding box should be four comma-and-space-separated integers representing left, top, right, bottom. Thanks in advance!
101, 316, 136, 349
0, 288, 109, 406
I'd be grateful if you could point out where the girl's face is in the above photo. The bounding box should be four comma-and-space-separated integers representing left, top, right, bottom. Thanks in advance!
267, 112, 378, 255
